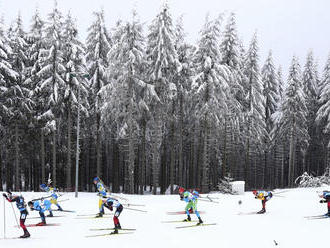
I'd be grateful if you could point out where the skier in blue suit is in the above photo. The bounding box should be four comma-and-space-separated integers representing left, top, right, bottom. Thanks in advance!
28, 199, 52, 225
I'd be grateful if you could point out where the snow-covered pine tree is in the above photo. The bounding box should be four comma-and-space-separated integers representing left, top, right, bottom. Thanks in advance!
104, 10, 146, 193
25, 8, 48, 183
302, 51, 320, 173
277, 66, 284, 100
219, 12, 244, 179
37, 3, 66, 186
261, 50, 279, 187
173, 15, 194, 188
192, 15, 231, 192
62, 12, 89, 189
6, 14, 34, 190
146, 4, 180, 194
242, 32, 266, 187
0, 17, 18, 121
86, 9, 111, 178
275, 56, 309, 186
316, 54, 330, 174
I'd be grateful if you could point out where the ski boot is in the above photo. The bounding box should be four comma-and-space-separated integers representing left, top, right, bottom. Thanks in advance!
20, 230, 30, 239
95, 212, 104, 218
36, 221, 46, 226
183, 215, 191, 222
257, 208, 266, 214
115, 223, 122, 230
111, 229, 119, 235
197, 217, 203, 225
58, 206, 63, 211
47, 212, 54, 217
95, 213, 103, 218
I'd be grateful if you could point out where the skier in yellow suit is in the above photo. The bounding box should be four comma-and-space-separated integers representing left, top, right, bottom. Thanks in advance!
253, 190, 273, 214
40, 182, 63, 217
93, 177, 107, 217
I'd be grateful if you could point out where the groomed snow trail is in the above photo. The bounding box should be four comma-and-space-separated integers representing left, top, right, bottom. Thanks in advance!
0, 187, 329, 248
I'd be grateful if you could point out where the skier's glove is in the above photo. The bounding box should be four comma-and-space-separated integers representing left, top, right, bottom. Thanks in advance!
2, 193, 7, 199
109, 206, 113, 211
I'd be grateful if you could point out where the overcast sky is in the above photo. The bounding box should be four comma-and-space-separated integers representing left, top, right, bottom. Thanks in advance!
1, 0, 329, 76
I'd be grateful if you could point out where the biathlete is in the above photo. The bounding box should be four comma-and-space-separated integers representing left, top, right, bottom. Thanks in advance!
102, 196, 123, 234
28, 199, 52, 225
3, 191, 30, 238
319, 190, 330, 217
40, 182, 63, 216
93, 177, 108, 217
179, 188, 203, 224
253, 190, 273, 214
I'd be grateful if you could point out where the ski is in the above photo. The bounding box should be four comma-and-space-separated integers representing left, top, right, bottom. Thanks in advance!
0, 236, 37, 240
304, 214, 327, 218
176, 223, 217, 229
75, 215, 113, 219
28, 215, 66, 219
52, 209, 75, 213
237, 211, 258, 215
86, 231, 135, 237
90, 227, 136, 231
162, 220, 198, 223
15, 223, 61, 228
305, 215, 330, 219
77, 213, 113, 217
167, 211, 206, 215
307, 216, 330, 220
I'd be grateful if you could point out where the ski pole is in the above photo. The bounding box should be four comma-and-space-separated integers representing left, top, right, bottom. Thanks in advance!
125, 207, 147, 213
199, 198, 219, 204
123, 203, 146, 207
9, 202, 19, 229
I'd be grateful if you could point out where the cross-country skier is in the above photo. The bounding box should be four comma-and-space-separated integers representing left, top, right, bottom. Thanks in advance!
40, 182, 63, 216
102, 196, 123, 234
253, 190, 273, 214
93, 177, 107, 217
319, 190, 330, 217
28, 199, 52, 226
179, 188, 203, 224
3, 191, 30, 238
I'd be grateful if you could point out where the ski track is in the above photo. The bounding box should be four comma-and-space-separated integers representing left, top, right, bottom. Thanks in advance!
0, 187, 329, 248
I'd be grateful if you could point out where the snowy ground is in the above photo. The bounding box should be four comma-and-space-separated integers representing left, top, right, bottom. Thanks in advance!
0, 187, 329, 248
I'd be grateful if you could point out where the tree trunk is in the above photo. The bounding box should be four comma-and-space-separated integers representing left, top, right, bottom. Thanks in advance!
139, 119, 146, 195
52, 128, 57, 186
15, 124, 20, 190
222, 116, 228, 178
41, 130, 45, 183
152, 112, 162, 195
201, 117, 209, 193
96, 112, 102, 177
128, 123, 135, 194
66, 105, 72, 189
178, 92, 184, 187
169, 117, 175, 194
288, 123, 296, 187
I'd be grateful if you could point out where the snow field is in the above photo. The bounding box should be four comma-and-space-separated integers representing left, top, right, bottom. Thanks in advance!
0, 187, 329, 248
